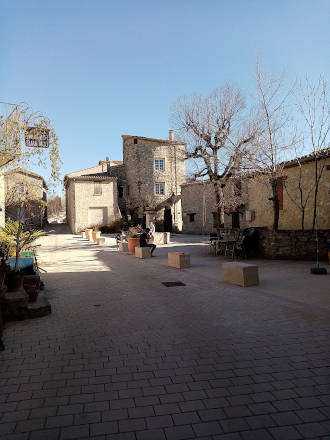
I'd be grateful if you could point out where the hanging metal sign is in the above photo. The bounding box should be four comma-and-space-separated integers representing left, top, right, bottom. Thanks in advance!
25, 127, 49, 148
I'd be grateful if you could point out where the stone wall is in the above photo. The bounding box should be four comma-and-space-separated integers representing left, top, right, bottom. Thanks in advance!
75, 180, 119, 233
5, 171, 47, 226
248, 156, 330, 230
66, 179, 75, 233
257, 228, 330, 260
122, 135, 186, 230
181, 181, 249, 234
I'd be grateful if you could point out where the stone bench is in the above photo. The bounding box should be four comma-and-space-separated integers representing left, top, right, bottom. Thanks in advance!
222, 262, 259, 287
135, 247, 151, 259
168, 253, 190, 269
97, 238, 106, 245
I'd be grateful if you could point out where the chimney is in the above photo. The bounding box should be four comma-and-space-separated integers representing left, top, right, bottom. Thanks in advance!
106, 156, 110, 174
169, 130, 174, 141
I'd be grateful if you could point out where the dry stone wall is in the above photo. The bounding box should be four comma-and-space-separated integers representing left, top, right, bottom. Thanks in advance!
257, 228, 330, 260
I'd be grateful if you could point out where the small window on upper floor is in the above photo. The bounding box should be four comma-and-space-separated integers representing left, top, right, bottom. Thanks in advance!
16, 183, 25, 194
134, 138, 138, 144
155, 183, 165, 196
94, 182, 102, 195
155, 159, 165, 171
188, 213, 196, 222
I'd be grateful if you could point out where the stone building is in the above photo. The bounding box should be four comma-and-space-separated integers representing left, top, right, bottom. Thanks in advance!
65, 131, 186, 233
247, 150, 330, 230
4, 168, 47, 227
64, 160, 122, 234
182, 149, 330, 234
182, 180, 249, 234
123, 131, 186, 230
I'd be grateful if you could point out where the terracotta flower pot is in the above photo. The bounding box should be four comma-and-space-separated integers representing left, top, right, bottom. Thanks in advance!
5, 272, 24, 292
92, 231, 101, 242
85, 229, 93, 240
25, 284, 39, 303
127, 237, 140, 255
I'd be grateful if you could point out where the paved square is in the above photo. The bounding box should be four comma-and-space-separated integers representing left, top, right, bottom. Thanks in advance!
1, 225, 329, 439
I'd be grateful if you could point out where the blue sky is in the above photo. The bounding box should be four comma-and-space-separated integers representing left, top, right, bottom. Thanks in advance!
1, 0, 329, 192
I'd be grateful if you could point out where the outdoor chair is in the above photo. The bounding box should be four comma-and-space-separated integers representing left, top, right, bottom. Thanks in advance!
224, 231, 246, 259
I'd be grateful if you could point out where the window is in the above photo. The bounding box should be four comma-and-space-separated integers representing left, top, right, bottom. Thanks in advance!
155, 159, 165, 171
134, 138, 138, 144
188, 213, 195, 222
94, 182, 102, 195
155, 183, 165, 195
16, 184, 24, 194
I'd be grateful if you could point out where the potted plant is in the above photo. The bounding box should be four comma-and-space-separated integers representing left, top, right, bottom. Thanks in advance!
0, 220, 45, 292
126, 224, 142, 255
92, 224, 102, 242
85, 228, 93, 240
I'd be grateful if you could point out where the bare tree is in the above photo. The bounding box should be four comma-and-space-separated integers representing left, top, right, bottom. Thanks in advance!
249, 66, 297, 230
171, 85, 257, 235
296, 76, 329, 230
282, 145, 314, 230
47, 195, 62, 219
0, 102, 61, 271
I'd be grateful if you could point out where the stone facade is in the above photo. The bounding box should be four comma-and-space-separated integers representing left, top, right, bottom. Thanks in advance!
257, 228, 329, 261
247, 153, 330, 230
65, 133, 186, 234
181, 181, 248, 234
182, 150, 330, 234
123, 134, 186, 230
65, 174, 120, 234
4, 168, 47, 226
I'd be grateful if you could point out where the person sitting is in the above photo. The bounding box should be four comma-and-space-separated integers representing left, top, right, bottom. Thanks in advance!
140, 228, 156, 255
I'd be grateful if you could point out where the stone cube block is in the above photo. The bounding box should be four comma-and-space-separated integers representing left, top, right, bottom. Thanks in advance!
97, 238, 106, 245
168, 253, 190, 269
135, 247, 151, 259
222, 262, 259, 287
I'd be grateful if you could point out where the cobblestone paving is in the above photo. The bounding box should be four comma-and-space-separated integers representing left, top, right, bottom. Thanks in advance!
1, 226, 330, 439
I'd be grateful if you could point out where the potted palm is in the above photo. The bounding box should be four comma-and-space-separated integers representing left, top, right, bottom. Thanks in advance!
126, 224, 142, 255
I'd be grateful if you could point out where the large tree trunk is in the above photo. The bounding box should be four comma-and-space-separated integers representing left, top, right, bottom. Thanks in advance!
213, 181, 224, 236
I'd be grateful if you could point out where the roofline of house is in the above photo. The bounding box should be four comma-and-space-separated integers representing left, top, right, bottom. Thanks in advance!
181, 148, 330, 187
122, 134, 185, 145
64, 175, 117, 183
65, 160, 123, 179
5, 167, 48, 190
283, 147, 330, 169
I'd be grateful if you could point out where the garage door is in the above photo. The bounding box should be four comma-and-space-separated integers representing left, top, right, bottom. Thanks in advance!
88, 207, 107, 226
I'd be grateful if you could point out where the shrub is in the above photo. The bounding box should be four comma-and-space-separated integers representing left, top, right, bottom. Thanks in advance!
100, 218, 124, 234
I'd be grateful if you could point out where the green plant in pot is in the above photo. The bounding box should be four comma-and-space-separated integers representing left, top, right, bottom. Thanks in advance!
0, 220, 45, 292
91, 224, 102, 242
126, 224, 142, 255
